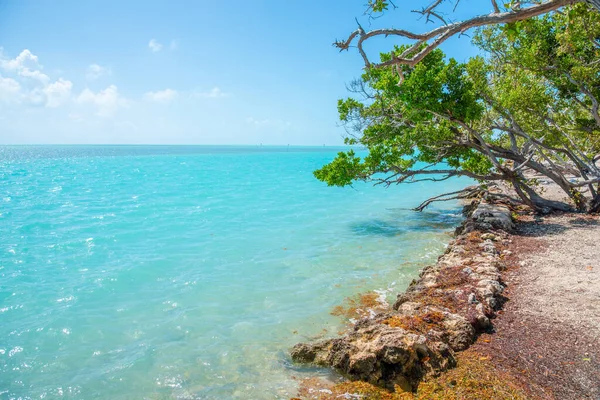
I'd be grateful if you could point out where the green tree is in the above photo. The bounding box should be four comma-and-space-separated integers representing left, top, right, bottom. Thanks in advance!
317, 3, 600, 213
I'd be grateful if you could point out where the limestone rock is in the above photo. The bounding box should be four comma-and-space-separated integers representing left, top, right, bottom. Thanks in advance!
291, 197, 512, 390
291, 311, 464, 391
471, 203, 515, 232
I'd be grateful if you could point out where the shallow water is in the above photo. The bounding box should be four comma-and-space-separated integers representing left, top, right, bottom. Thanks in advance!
0, 146, 468, 399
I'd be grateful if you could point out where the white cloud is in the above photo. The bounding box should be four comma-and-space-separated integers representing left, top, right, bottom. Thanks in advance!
1, 49, 39, 71
148, 39, 163, 52
192, 87, 229, 99
76, 85, 129, 117
19, 68, 50, 83
0, 49, 50, 84
0, 76, 21, 104
86, 64, 111, 81
0, 50, 78, 109
27, 88, 46, 106
0, 49, 132, 118
44, 78, 72, 108
144, 88, 177, 103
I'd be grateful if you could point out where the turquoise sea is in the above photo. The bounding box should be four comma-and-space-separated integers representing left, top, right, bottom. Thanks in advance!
0, 146, 468, 399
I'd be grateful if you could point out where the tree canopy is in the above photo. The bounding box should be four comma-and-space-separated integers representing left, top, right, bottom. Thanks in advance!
316, 3, 600, 213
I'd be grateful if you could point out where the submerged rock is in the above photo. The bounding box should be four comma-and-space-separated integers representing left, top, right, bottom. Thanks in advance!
291, 319, 457, 392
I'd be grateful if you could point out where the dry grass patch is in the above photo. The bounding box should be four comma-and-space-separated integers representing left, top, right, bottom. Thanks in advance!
331, 292, 385, 320
294, 350, 530, 399
382, 311, 446, 334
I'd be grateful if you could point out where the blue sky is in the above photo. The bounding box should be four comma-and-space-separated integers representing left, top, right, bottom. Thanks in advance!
0, 1, 492, 145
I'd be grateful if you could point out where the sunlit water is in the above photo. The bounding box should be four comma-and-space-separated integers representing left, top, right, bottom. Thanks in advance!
0, 146, 469, 399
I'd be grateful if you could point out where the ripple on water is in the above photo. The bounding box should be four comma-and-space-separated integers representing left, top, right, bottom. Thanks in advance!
0, 145, 469, 399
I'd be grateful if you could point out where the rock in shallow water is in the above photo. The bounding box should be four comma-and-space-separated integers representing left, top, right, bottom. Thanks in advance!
291, 199, 514, 391
291, 316, 461, 392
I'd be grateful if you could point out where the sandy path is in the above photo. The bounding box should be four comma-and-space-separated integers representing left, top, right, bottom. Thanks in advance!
474, 208, 600, 399
517, 214, 600, 340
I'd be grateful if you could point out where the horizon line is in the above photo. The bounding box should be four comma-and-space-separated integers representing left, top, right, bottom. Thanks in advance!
0, 143, 357, 147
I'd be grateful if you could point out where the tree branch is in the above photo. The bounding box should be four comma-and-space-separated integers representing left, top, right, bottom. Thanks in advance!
335, 0, 578, 70
413, 185, 483, 212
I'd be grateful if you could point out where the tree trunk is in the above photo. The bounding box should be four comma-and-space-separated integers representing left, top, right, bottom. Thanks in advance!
520, 181, 574, 212
590, 191, 600, 213
529, 169, 587, 211
587, 0, 600, 11
512, 179, 574, 213
494, 151, 588, 211
511, 179, 538, 210
529, 193, 574, 212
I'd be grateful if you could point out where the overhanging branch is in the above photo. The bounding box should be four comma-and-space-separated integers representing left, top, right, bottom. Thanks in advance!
413, 185, 484, 211
335, 0, 578, 69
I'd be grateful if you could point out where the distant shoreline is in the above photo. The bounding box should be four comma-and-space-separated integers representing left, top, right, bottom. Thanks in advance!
0, 144, 360, 148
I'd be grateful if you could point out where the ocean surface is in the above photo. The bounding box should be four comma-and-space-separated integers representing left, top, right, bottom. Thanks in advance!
0, 145, 469, 399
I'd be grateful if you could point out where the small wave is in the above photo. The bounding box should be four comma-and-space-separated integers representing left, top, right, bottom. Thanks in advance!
0, 304, 23, 313
156, 375, 184, 389
8, 346, 23, 357
162, 300, 178, 310
373, 288, 393, 305
56, 295, 75, 303
93, 213, 116, 220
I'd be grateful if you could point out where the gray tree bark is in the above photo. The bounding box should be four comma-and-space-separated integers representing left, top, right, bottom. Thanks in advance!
590, 192, 600, 213
587, 0, 600, 11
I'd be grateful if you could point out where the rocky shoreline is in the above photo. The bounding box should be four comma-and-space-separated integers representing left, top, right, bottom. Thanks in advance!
290, 196, 516, 392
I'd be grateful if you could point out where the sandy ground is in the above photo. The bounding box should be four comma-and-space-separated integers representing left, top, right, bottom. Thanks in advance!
517, 213, 600, 341
474, 179, 600, 399
511, 176, 600, 341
